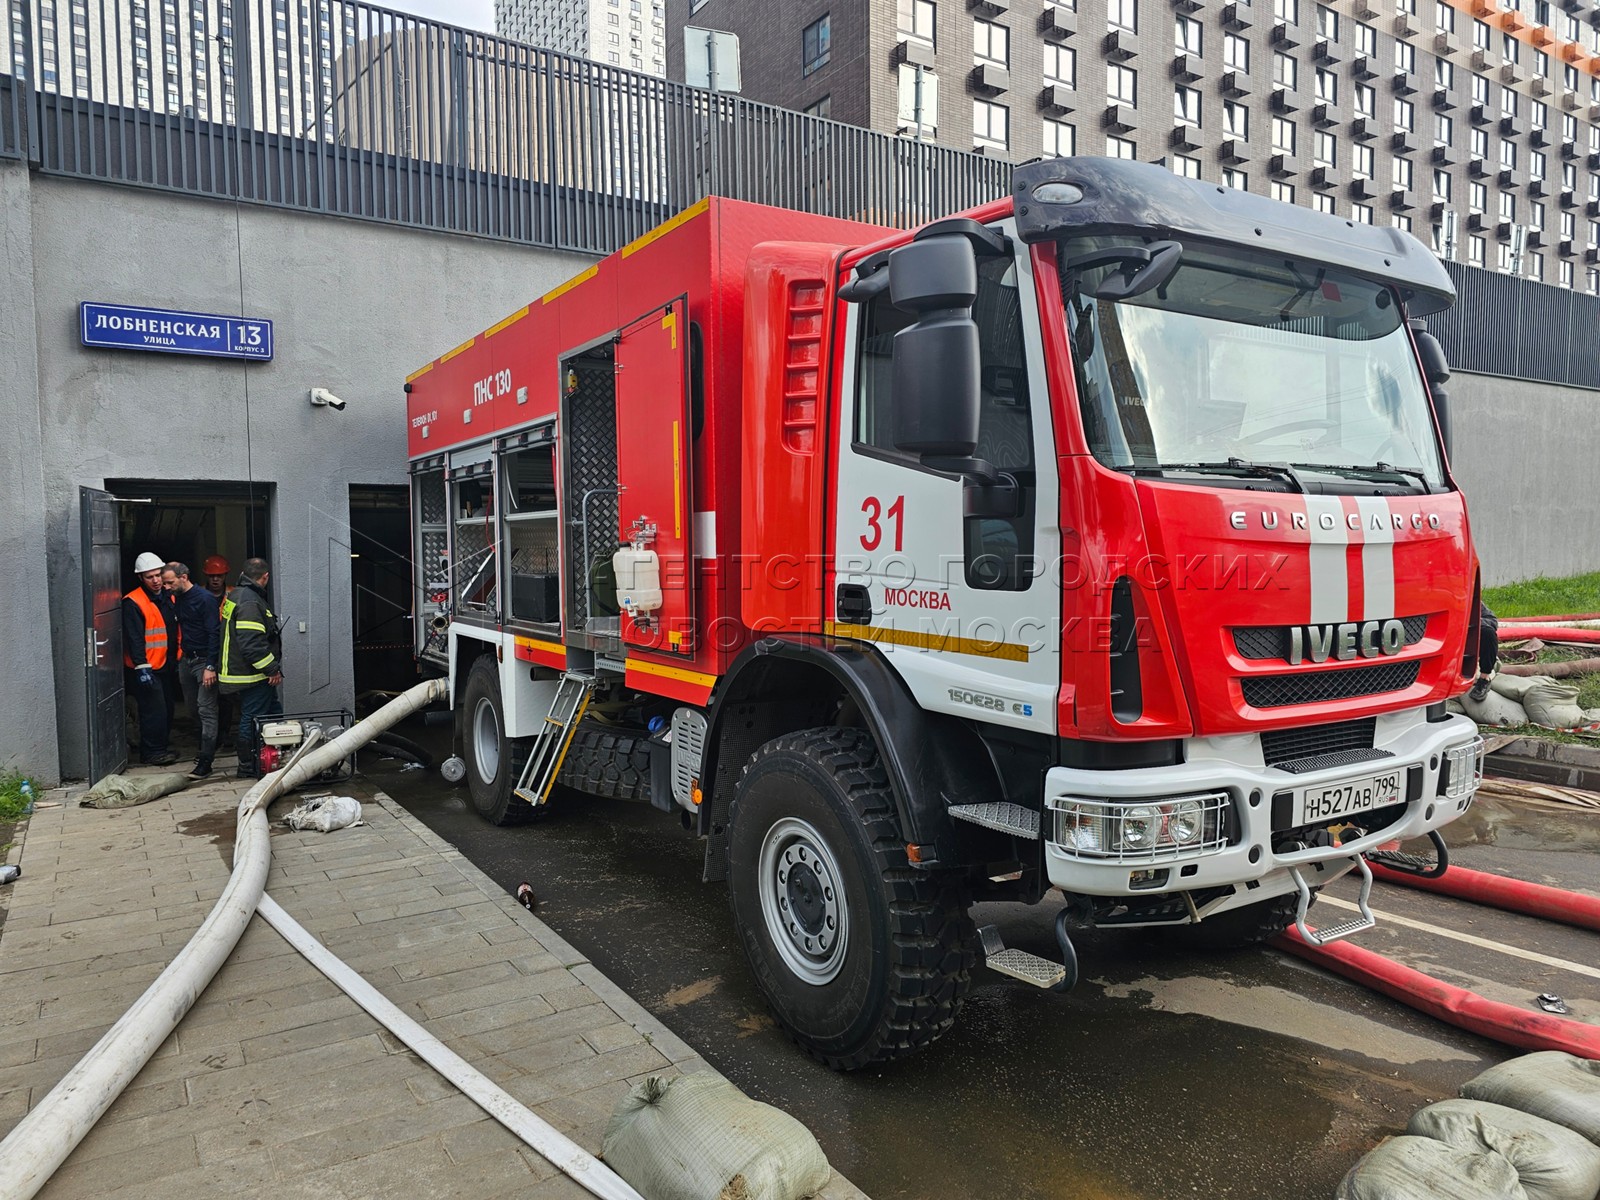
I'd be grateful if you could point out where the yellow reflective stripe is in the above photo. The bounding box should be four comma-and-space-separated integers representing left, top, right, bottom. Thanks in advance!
236, 620, 267, 632
219, 673, 264, 684
251, 654, 276, 669
220, 599, 235, 620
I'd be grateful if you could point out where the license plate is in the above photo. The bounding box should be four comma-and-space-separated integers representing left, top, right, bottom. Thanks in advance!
1296, 771, 1403, 825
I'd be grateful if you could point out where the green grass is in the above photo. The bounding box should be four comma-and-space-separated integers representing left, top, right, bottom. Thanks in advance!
0, 769, 32, 823
1482, 571, 1600, 619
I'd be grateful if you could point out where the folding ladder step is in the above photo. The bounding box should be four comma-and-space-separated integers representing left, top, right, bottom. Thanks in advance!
948, 802, 1040, 839
978, 924, 1068, 990
1290, 854, 1376, 947
513, 672, 594, 808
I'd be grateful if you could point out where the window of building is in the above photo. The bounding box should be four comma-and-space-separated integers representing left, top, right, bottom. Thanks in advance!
1044, 43, 1076, 86
1172, 154, 1201, 177
973, 18, 1008, 65
898, 0, 936, 43
804, 95, 832, 118
1469, 180, 1487, 212
1468, 235, 1486, 266
1500, 140, 1516, 169
1436, 113, 1453, 145
1314, 129, 1337, 165
1562, 161, 1576, 191
1560, 259, 1574, 288
1271, 181, 1296, 202
1531, 150, 1547, 180
1354, 143, 1375, 177
1108, 62, 1137, 105
1043, 118, 1076, 156
1565, 63, 1580, 91
1471, 73, 1489, 105
1275, 0, 1298, 24
1224, 100, 1249, 138
1109, 0, 1137, 32
1223, 167, 1249, 190
1356, 21, 1376, 56
1224, 33, 1249, 71
1176, 15, 1202, 51
1396, 41, 1414, 75
1106, 134, 1137, 158
1393, 97, 1414, 130
802, 14, 830, 75
1318, 4, 1338, 39
1472, 19, 1491, 49
1501, 87, 1517, 117
1274, 51, 1297, 89
1530, 252, 1544, 280
1436, 4, 1455, 33
1175, 84, 1201, 124
1393, 155, 1413, 189
1563, 113, 1578, 141
1316, 68, 1338, 103
896, 63, 939, 134
1272, 115, 1296, 153
1437, 59, 1454, 90
1533, 50, 1549, 78
1354, 202, 1374, 223
1503, 33, 1519, 63
1433, 168, 1451, 199
1471, 127, 1489, 158
1355, 83, 1376, 117
1562, 209, 1576, 238
1499, 191, 1516, 220
1395, 214, 1413, 231
1313, 192, 1336, 213
973, 98, 1009, 148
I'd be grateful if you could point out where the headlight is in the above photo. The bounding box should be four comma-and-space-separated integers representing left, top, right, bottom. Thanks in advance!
1049, 792, 1231, 861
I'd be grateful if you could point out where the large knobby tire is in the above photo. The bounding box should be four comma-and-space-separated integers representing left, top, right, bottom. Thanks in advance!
726, 727, 977, 1071
556, 723, 652, 802
1176, 891, 1308, 951
461, 657, 538, 826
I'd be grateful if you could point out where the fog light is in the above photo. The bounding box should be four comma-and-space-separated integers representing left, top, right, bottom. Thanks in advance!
1119, 805, 1160, 851
1057, 804, 1104, 854
1168, 798, 1204, 845
1442, 737, 1485, 801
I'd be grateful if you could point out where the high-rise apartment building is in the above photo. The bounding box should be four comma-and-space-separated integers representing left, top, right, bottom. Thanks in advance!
667, 0, 1600, 291
498, 0, 667, 75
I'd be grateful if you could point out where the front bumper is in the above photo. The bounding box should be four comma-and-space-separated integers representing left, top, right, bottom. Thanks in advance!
1042, 710, 1482, 907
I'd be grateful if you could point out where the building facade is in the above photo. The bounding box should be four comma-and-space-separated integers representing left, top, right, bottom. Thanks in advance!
667, 0, 1600, 292
498, 0, 667, 75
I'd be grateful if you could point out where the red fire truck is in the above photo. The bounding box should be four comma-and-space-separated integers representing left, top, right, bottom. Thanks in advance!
405, 157, 1486, 1069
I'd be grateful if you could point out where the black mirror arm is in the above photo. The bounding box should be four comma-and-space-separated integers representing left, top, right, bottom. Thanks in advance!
922, 457, 1022, 518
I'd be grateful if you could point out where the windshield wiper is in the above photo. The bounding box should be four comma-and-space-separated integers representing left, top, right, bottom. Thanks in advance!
1292, 462, 1434, 492
1119, 458, 1306, 492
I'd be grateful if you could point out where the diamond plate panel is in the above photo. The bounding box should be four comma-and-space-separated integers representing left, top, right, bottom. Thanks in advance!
564, 365, 619, 630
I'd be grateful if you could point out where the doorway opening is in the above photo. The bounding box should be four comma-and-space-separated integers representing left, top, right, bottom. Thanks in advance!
104, 478, 272, 589
348, 485, 415, 699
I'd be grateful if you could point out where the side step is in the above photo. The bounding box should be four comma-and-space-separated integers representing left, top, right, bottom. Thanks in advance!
1290, 854, 1376, 946
948, 802, 1040, 839
978, 909, 1079, 992
1365, 830, 1450, 880
512, 672, 595, 808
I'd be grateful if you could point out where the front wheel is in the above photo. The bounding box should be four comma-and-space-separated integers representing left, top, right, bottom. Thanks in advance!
461, 656, 537, 826
726, 727, 976, 1070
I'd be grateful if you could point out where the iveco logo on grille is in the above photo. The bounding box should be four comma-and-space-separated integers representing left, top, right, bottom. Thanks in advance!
1289, 619, 1407, 665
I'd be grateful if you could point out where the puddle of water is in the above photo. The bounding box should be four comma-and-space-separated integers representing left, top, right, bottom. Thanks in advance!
1448, 794, 1600, 853
176, 809, 237, 864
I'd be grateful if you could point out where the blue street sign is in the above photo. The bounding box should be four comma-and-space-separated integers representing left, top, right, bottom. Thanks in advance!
80, 302, 274, 362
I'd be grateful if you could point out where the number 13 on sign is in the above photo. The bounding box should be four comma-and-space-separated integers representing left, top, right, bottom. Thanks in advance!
860, 495, 904, 552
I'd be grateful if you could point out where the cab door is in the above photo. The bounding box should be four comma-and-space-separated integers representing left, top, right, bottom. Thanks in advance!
830, 223, 1060, 735
614, 298, 695, 655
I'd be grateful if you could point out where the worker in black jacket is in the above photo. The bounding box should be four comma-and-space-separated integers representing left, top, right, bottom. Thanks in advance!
163, 561, 222, 779
219, 557, 283, 777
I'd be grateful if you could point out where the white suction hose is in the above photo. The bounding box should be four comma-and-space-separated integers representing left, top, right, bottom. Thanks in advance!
0, 680, 643, 1200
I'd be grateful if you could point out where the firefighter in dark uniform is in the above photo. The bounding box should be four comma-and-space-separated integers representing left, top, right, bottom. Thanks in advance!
219, 557, 283, 777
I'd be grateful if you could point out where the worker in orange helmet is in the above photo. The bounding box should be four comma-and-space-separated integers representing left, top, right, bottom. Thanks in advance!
202, 555, 230, 600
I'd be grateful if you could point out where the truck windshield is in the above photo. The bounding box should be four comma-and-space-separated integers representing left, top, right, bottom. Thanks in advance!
1060, 238, 1446, 491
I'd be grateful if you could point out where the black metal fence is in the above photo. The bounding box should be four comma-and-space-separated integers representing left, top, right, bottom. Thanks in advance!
1, 0, 1595, 387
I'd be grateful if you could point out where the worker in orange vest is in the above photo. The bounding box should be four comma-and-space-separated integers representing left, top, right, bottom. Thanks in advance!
123, 551, 180, 766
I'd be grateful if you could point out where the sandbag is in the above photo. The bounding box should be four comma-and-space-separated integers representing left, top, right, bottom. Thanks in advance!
1407, 1099, 1600, 1200
1519, 678, 1587, 730
1490, 674, 1541, 702
1459, 689, 1529, 728
78, 772, 192, 809
281, 795, 363, 832
1461, 1052, 1600, 1145
1335, 1135, 1529, 1200
603, 1072, 831, 1200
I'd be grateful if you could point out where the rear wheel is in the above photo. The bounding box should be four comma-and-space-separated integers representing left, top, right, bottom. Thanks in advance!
726, 727, 976, 1070
556, 723, 652, 802
461, 656, 538, 826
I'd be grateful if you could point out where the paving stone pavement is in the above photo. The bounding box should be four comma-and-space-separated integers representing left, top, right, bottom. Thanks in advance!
0, 774, 867, 1200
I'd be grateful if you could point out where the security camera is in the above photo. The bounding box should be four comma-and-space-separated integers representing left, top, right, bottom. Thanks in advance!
309, 388, 347, 411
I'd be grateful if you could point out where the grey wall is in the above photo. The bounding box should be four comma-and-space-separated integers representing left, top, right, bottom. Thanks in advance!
1448, 370, 1600, 588
4, 161, 592, 784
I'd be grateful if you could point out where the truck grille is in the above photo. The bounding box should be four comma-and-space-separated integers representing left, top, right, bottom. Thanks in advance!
1260, 717, 1377, 768
1233, 615, 1429, 661
1241, 661, 1421, 708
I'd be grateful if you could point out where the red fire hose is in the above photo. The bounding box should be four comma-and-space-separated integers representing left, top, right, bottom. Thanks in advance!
1498, 613, 1600, 625
1272, 928, 1600, 1059
1495, 625, 1600, 644
1368, 861, 1600, 933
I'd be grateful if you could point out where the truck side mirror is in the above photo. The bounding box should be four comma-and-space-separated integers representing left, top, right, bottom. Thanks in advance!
888, 234, 982, 463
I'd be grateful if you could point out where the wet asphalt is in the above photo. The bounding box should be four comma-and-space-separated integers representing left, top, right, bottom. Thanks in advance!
368, 731, 1598, 1200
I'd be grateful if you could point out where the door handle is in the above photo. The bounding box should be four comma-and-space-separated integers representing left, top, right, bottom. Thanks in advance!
85, 629, 109, 667
836, 583, 873, 625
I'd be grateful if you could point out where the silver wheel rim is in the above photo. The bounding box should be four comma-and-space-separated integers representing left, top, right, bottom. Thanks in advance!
473, 696, 501, 784
758, 817, 848, 986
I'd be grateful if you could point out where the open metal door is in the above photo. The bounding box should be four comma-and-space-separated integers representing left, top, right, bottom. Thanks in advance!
81, 487, 126, 781
614, 298, 694, 656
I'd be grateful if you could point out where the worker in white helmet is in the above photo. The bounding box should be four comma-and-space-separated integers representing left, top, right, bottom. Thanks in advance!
122, 551, 181, 766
